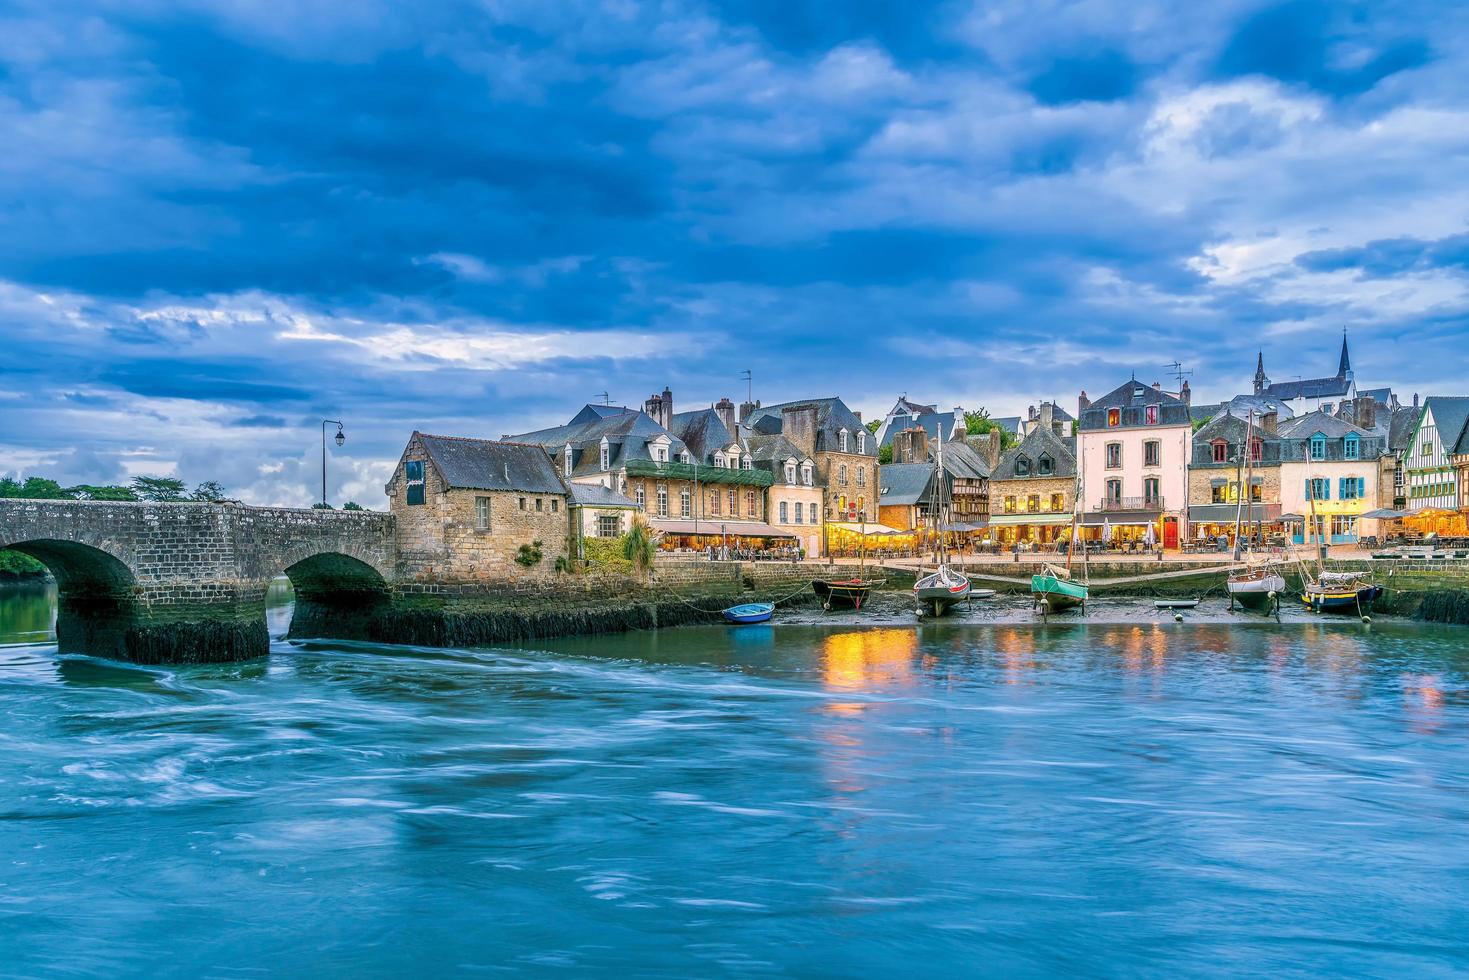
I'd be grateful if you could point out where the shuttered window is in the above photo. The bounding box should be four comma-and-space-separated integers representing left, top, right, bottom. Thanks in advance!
405, 461, 425, 506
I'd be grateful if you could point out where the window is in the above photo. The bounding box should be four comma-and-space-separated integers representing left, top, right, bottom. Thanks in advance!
801, 463, 813, 486
635, 486, 645, 509
857, 431, 866, 454
1310, 434, 1326, 460
653, 445, 667, 462
551, 499, 559, 513
1015, 456, 1031, 476
1026, 494, 1039, 513
597, 514, 621, 538
1050, 493, 1064, 511
728, 489, 737, 515
535, 497, 543, 512
600, 441, 610, 470
795, 502, 804, 524
1107, 408, 1120, 427
856, 466, 865, 487
475, 496, 490, 529
404, 460, 425, 506
747, 490, 756, 515
1344, 434, 1360, 460
1339, 477, 1365, 500
657, 485, 668, 516
839, 430, 849, 452
1106, 479, 1122, 503
1144, 440, 1160, 467
1143, 477, 1160, 505
713, 453, 724, 469
780, 501, 789, 523
710, 490, 720, 515
839, 464, 848, 486
1331, 515, 1357, 539
857, 496, 864, 514
1212, 484, 1227, 504
1145, 404, 1158, 425
1004, 496, 1016, 513
785, 461, 796, 483
1307, 478, 1329, 500
680, 490, 691, 518
1106, 443, 1122, 469
1038, 455, 1053, 476
1424, 442, 1434, 458
518, 497, 526, 510
743, 457, 752, 470
617, 473, 627, 494
1225, 482, 1239, 503
564, 444, 573, 477
679, 451, 691, 464
1211, 441, 1227, 464
1250, 484, 1262, 502
1249, 437, 1263, 463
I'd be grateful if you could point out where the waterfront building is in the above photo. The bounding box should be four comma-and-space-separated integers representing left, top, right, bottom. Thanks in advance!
1402, 397, 1469, 514
876, 462, 934, 532
987, 416, 1077, 548
1076, 379, 1192, 548
1276, 410, 1387, 545
743, 398, 880, 554
567, 483, 642, 558
872, 396, 964, 449
745, 433, 823, 557
1186, 411, 1283, 545
1252, 335, 1358, 416
386, 432, 570, 579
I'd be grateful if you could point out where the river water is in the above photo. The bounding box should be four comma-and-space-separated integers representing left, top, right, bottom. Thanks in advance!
4, 583, 1469, 976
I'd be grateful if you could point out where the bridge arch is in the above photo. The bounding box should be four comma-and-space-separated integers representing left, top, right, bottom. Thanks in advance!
2, 539, 139, 656
275, 551, 392, 642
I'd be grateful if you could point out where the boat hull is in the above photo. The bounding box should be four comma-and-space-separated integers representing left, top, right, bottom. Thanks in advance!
1031, 574, 1087, 612
1302, 584, 1382, 613
914, 570, 972, 617
1228, 574, 1286, 612
722, 603, 774, 624
813, 580, 878, 611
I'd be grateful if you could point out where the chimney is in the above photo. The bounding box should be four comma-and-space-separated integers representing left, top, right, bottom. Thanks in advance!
644, 392, 663, 425
781, 404, 818, 456
661, 387, 673, 427
1078, 390, 1090, 414
1180, 380, 1191, 405
852, 410, 862, 423
1413, 393, 1420, 409
894, 426, 929, 464
1356, 395, 1376, 433
714, 397, 737, 435
739, 398, 760, 423
1039, 402, 1054, 436
985, 429, 1002, 471
1152, 381, 1162, 391
1261, 411, 1278, 434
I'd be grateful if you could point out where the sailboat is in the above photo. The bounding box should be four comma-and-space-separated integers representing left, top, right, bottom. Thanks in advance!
1295, 419, 1381, 615
914, 436, 972, 617
813, 507, 885, 611
1227, 411, 1287, 613
1032, 439, 1089, 613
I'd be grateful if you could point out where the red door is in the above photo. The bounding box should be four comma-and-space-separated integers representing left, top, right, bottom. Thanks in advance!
1163, 518, 1178, 550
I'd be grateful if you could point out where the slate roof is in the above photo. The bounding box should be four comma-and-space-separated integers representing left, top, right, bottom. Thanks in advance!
504, 409, 687, 479
991, 416, 1021, 435
567, 483, 640, 508
568, 404, 635, 425
415, 434, 566, 494
744, 434, 814, 485
934, 439, 991, 480
1277, 411, 1368, 439
991, 425, 1076, 481
1264, 376, 1351, 400
1190, 412, 1283, 467
1190, 402, 1223, 423
1077, 379, 1192, 430
1359, 387, 1393, 406
668, 408, 738, 464
742, 397, 878, 457
1423, 397, 1469, 457
1388, 405, 1423, 453
879, 410, 958, 448
893, 396, 937, 416
1275, 410, 1385, 461
877, 463, 935, 506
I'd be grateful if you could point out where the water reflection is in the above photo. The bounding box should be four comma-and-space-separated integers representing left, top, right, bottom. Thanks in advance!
0, 580, 57, 644
821, 628, 918, 693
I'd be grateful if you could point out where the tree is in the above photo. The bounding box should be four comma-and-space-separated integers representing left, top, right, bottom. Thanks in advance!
191, 481, 227, 502
0, 476, 72, 499
312, 501, 334, 509
865, 418, 881, 434
622, 516, 657, 578
131, 476, 188, 501
68, 484, 139, 501
342, 501, 364, 511
1192, 417, 1212, 433
877, 444, 894, 464
964, 408, 1017, 451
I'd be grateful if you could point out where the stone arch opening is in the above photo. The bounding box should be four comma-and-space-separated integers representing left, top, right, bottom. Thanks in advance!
3, 539, 138, 657
280, 552, 391, 642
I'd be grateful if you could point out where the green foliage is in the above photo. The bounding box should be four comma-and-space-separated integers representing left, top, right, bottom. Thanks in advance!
515, 540, 545, 568
583, 536, 632, 571
1192, 417, 1212, 433
964, 408, 1018, 450
877, 444, 894, 464
0, 548, 47, 577
342, 501, 364, 511
131, 476, 188, 501
69, 484, 139, 500
312, 502, 334, 509
622, 518, 657, 577
865, 418, 881, 434
0, 476, 71, 499
191, 480, 227, 502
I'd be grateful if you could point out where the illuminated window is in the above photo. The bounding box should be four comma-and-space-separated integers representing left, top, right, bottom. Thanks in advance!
1145, 405, 1158, 425
1050, 493, 1064, 511
1107, 408, 1121, 427
1004, 496, 1016, 513
1026, 494, 1039, 513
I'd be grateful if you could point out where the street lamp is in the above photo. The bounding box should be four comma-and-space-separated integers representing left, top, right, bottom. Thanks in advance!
322, 419, 345, 506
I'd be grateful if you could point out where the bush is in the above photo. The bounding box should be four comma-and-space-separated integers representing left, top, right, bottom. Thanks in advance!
0, 548, 47, 577
583, 537, 632, 572
515, 540, 544, 568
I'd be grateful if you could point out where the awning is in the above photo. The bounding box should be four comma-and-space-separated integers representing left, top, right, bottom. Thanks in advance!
1361, 508, 1407, 519
940, 522, 988, 532
649, 519, 797, 539
1187, 503, 1282, 523
987, 513, 1073, 526
1081, 515, 1157, 527
829, 521, 906, 536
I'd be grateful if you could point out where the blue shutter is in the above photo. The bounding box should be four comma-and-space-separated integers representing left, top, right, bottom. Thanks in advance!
1323, 479, 1329, 500
1338, 477, 1347, 499
1305, 479, 1311, 499
1358, 477, 1366, 498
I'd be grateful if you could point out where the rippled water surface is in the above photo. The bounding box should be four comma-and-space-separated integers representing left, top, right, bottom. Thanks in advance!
4, 585, 1469, 976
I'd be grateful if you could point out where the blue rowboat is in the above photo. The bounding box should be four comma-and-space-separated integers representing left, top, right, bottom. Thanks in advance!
722, 602, 774, 625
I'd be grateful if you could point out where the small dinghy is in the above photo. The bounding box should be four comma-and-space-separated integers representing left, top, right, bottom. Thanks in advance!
970, 589, 998, 599
1154, 599, 1199, 609
722, 602, 774, 625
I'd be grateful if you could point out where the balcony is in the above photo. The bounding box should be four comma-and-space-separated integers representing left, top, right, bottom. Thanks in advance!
1094, 496, 1163, 513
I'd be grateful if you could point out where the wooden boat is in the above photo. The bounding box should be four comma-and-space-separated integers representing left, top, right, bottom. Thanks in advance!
1301, 572, 1382, 614
1032, 565, 1088, 612
914, 565, 971, 617
1155, 599, 1199, 609
722, 602, 774, 625
1228, 566, 1286, 612
813, 578, 882, 610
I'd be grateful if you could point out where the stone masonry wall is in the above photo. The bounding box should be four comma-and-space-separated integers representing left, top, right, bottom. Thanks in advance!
989, 476, 1075, 516
1185, 466, 1283, 506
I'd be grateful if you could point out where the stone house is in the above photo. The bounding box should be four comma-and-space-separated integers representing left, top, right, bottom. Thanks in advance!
876, 462, 934, 531
1276, 410, 1388, 545
746, 432, 822, 556
567, 483, 641, 558
386, 432, 570, 580
987, 421, 1077, 547
1186, 411, 1283, 544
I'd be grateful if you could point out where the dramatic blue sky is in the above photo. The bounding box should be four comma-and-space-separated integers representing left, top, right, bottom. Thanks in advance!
3, 0, 1467, 506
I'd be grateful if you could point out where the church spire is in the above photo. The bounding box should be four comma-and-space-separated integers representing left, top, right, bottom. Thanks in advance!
1338, 330, 1352, 379
1253, 350, 1269, 395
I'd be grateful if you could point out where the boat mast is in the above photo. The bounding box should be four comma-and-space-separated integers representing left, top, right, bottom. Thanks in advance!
1232, 413, 1248, 561
935, 433, 946, 568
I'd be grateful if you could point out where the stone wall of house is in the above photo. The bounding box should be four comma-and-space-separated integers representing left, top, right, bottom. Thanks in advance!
388, 435, 569, 581
989, 476, 1075, 516
818, 451, 878, 522
766, 484, 824, 555
1185, 466, 1282, 505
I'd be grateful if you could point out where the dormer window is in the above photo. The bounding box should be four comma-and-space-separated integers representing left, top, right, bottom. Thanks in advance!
1344, 433, 1360, 460
1211, 440, 1227, 464
713, 452, 724, 468
1310, 434, 1326, 461
564, 444, 573, 477
1038, 455, 1053, 476
1145, 405, 1158, 425
599, 438, 610, 471
653, 444, 667, 463
679, 451, 691, 464
839, 429, 849, 453
1015, 456, 1031, 476
742, 456, 752, 470
1107, 408, 1121, 427
857, 431, 866, 454
784, 460, 796, 483
801, 462, 813, 486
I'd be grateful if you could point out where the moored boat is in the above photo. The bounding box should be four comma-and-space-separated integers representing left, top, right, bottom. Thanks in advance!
722, 602, 774, 624
1228, 566, 1287, 613
914, 565, 972, 617
1301, 572, 1382, 614
1032, 565, 1088, 612
813, 578, 882, 610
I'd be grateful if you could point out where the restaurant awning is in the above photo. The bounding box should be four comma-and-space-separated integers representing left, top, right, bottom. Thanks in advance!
1361, 508, 1408, 519
987, 513, 1073, 526
1081, 514, 1157, 527
829, 522, 906, 536
649, 519, 797, 539
1187, 503, 1282, 524
940, 522, 988, 532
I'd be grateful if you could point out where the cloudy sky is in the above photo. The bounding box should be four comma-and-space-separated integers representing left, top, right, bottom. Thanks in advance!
2, 0, 1467, 506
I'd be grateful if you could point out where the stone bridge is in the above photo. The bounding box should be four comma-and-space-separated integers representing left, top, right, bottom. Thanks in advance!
0, 500, 397, 663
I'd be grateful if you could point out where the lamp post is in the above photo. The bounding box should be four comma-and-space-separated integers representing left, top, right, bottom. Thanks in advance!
321, 420, 345, 506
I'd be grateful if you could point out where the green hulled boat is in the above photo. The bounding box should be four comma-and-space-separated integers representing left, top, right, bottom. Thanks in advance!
1032, 566, 1088, 613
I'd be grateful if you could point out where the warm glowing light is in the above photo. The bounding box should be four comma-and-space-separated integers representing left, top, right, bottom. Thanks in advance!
822, 629, 919, 692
